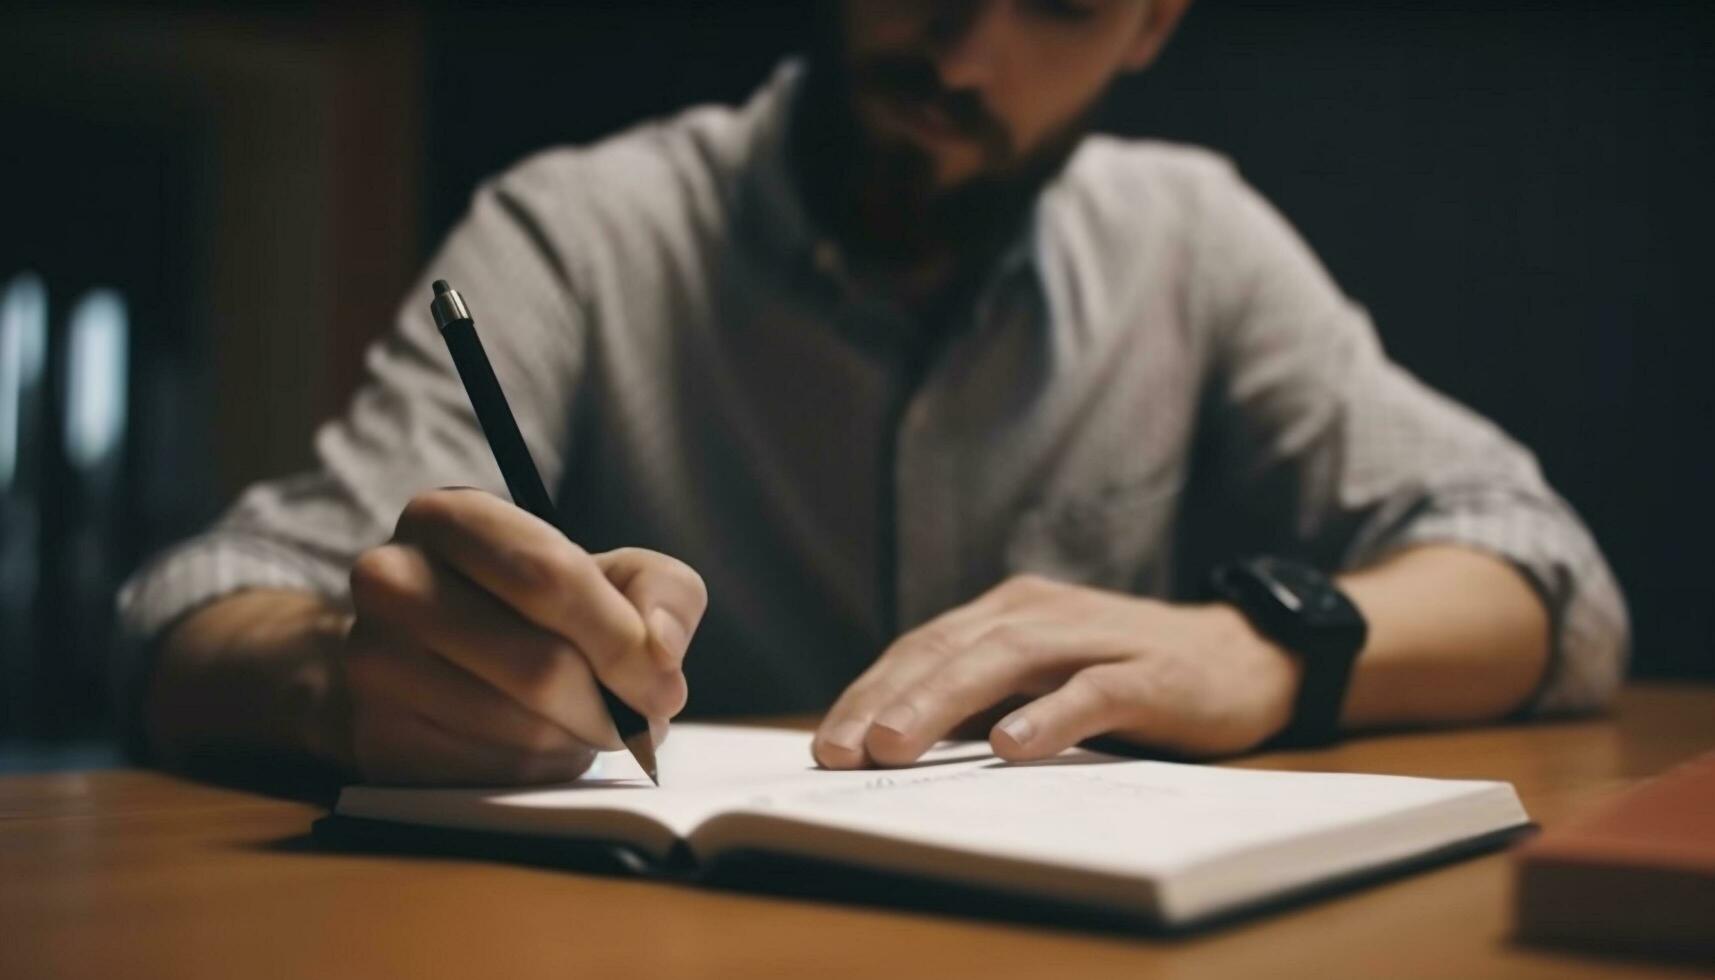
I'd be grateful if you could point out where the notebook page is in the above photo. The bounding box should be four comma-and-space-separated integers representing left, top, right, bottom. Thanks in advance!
734, 753, 1522, 880
338, 722, 1523, 896
339, 723, 994, 841
514, 723, 995, 835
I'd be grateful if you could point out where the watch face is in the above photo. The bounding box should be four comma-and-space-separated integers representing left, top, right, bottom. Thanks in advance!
1242, 557, 1367, 652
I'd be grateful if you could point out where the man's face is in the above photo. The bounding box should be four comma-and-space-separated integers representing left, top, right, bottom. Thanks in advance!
837, 0, 1176, 192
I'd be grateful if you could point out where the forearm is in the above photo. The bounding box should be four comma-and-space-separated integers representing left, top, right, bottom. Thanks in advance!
1336, 544, 1550, 730
145, 590, 353, 774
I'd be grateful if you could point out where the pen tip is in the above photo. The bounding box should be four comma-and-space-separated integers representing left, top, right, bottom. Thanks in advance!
622, 730, 660, 788
432, 279, 451, 296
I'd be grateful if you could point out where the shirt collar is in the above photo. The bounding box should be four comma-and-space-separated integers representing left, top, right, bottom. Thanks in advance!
731, 61, 824, 285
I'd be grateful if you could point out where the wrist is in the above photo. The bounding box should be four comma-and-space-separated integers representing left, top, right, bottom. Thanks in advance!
1195, 602, 1303, 743
279, 603, 357, 774
1204, 558, 1369, 747
148, 590, 354, 776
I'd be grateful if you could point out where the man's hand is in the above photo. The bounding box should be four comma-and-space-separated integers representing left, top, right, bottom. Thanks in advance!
812, 575, 1300, 768
336, 488, 708, 784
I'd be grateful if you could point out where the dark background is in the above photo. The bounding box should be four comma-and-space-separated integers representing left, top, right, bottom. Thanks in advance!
2, 1, 1711, 757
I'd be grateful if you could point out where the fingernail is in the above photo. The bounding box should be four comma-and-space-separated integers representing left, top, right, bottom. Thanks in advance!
997, 713, 1034, 746
873, 704, 917, 737
647, 607, 688, 659
826, 720, 868, 751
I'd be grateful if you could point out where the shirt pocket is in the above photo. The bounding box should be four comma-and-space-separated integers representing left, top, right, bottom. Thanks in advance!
1002, 470, 1183, 595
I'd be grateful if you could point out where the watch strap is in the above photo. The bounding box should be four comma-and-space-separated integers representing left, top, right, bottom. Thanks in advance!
1206, 558, 1366, 748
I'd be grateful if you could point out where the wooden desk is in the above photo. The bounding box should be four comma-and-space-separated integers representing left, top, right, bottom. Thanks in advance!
3, 684, 1713, 980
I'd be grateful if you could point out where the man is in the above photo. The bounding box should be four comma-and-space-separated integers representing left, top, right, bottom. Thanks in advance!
121, 0, 1627, 785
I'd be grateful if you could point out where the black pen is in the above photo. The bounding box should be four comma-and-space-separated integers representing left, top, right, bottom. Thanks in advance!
428, 279, 659, 786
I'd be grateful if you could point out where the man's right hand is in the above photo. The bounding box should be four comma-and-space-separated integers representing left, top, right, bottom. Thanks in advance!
338, 488, 706, 784
149, 488, 706, 786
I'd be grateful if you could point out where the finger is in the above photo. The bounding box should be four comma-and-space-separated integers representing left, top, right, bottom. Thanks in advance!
350, 544, 684, 744
344, 627, 598, 757
813, 604, 1032, 769
862, 623, 1120, 767
813, 626, 963, 769
351, 704, 596, 786
592, 548, 709, 670
989, 663, 1134, 762
811, 575, 1045, 766
392, 489, 653, 691
946, 698, 1030, 741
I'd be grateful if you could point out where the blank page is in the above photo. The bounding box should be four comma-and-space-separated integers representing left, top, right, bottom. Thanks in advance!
717, 749, 1526, 921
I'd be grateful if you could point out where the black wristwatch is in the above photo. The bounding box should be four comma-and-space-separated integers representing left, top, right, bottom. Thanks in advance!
1206, 557, 1368, 747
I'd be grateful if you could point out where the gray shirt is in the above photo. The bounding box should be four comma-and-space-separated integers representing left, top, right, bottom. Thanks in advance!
119, 63, 1627, 720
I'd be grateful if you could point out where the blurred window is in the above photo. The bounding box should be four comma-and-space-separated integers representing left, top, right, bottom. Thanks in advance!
0, 273, 48, 491
63, 289, 129, 473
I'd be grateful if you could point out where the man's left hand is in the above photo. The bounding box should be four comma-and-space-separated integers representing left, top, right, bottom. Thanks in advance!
812, 574, 1305, 768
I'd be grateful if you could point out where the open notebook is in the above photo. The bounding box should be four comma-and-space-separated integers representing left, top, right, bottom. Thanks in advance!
331, 724, 1530, 927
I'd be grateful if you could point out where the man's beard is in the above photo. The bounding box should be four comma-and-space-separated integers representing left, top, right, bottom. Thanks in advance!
791, 44, 1096, 274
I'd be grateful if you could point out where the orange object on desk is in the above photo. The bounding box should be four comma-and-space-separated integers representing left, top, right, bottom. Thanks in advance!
1515, 747, 1715, 959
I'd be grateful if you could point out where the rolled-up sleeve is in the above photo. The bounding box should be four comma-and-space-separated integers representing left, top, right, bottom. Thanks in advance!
115, 160, 592, 728
1192, 162, 1629, 715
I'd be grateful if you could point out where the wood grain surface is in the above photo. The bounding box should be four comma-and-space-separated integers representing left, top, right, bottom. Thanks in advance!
4, 685, 1713, 980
